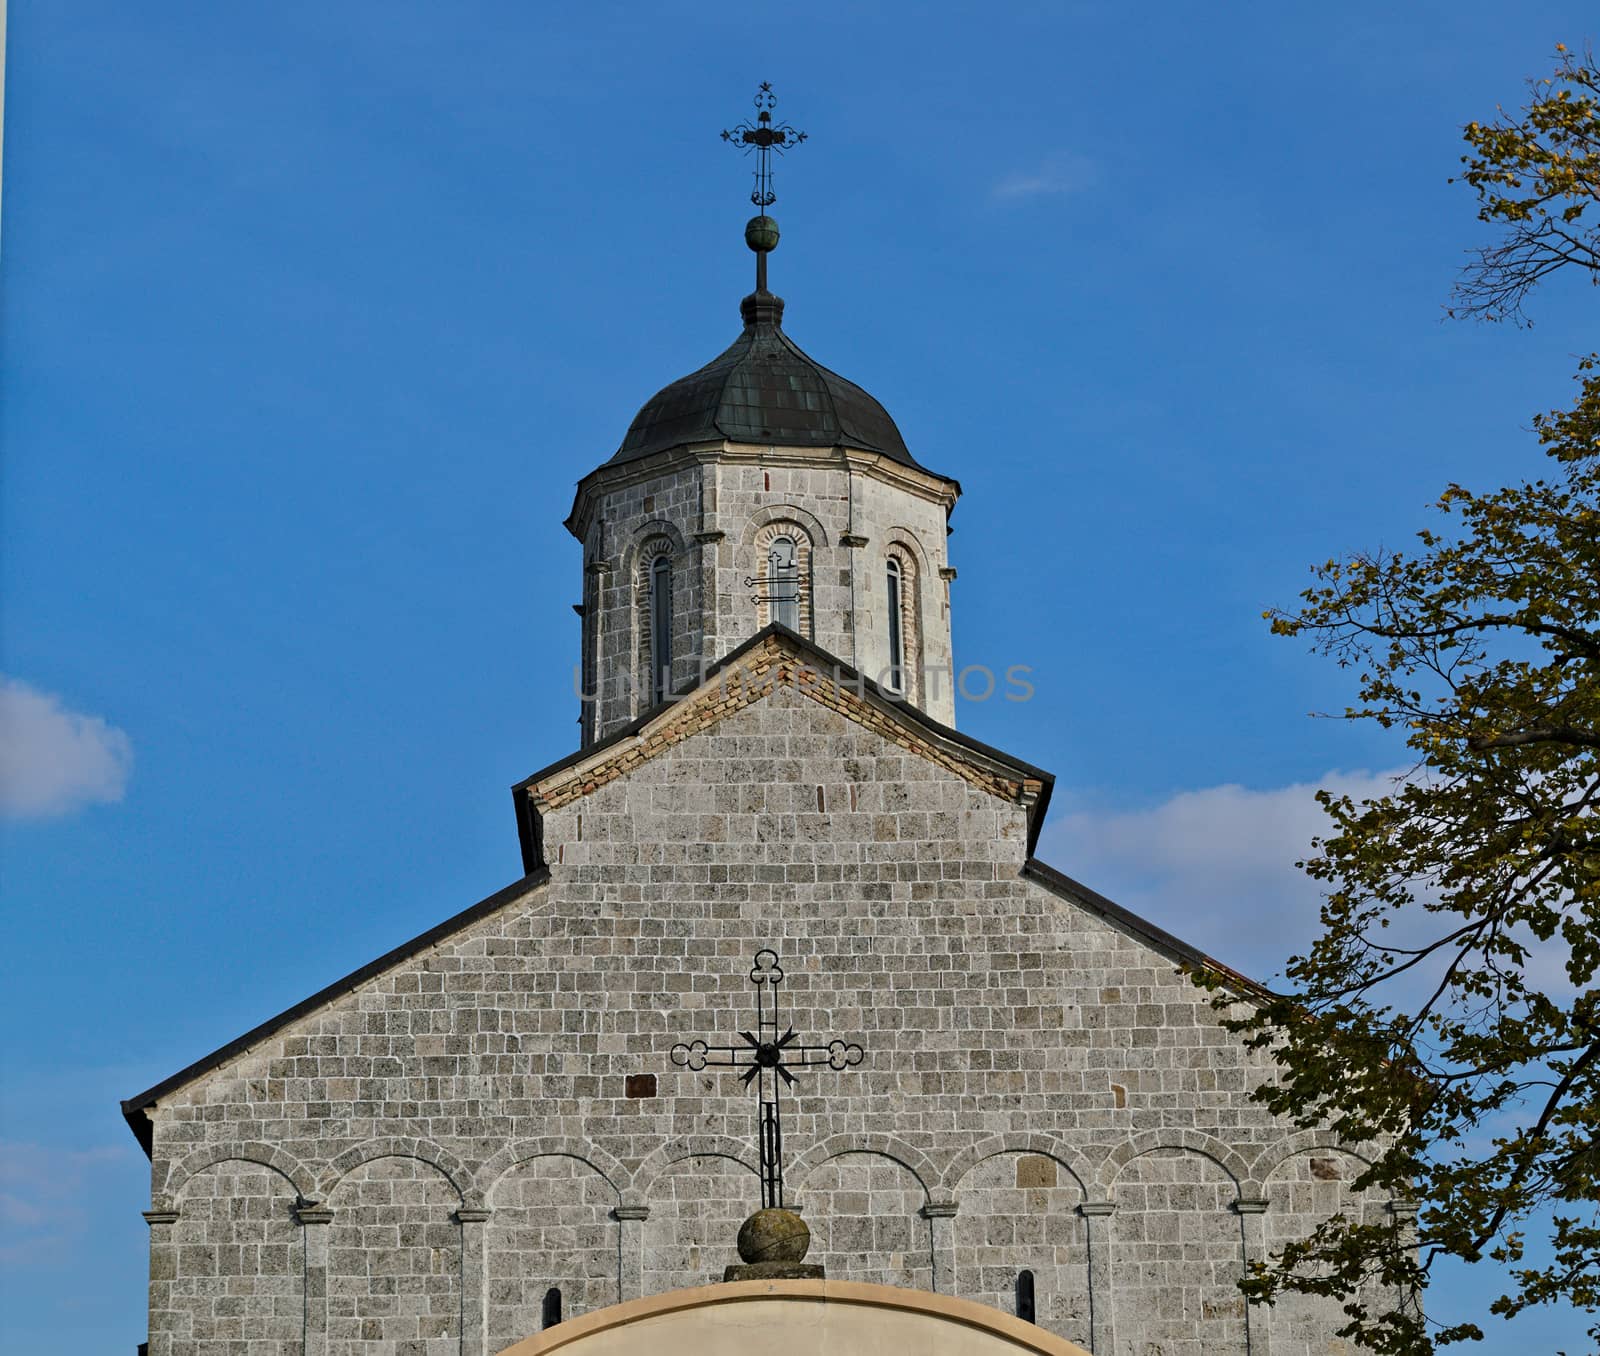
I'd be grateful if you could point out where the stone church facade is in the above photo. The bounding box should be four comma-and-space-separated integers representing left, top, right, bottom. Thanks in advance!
124, 230, 1404, 1356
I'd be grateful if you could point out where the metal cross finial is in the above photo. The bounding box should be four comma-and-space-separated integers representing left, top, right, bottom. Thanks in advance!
721, 83, 808, 212
670, 949, 864, 1211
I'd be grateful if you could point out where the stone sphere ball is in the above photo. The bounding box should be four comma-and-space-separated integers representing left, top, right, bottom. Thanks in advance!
745, 214, 781, 253
736, 1207, 810, 1264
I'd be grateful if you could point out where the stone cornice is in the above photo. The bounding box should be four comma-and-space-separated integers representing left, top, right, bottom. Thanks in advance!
566, 440, 959, 541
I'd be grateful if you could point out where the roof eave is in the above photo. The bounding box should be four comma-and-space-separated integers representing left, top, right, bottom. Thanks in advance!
1020, 857, 1268, 1001
119, 868, 553, 1159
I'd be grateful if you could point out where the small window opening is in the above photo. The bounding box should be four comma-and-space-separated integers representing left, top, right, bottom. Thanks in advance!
1016, 1269, 1036, 1324
768, 536, 800, 631
886, 557, 904, 693
649, 554, 672, 704
542, 1286, 563, 1329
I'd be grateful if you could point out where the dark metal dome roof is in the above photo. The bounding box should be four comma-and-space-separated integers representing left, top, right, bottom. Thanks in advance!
610, 290, 920, 468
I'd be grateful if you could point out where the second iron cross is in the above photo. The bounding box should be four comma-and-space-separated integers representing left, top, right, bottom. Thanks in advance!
670, 949, 864, 1210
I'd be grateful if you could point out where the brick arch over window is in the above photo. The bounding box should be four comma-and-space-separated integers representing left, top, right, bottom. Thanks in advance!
632, 1135, 759, 1200
478, 1138, 628, 1201
635, 534, 678, 707
884, 541, 922, 704
751, 520, 815, 637
1251, 1131, 1379, 1185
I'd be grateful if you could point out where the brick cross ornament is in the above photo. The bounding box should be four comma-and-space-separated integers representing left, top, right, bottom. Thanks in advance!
670, 950, 864, 1210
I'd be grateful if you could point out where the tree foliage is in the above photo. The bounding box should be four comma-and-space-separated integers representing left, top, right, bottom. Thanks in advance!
1450, 44, 1599, 324
1213, 45, 1600, 1355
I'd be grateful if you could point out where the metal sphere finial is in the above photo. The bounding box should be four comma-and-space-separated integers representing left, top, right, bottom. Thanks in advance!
745, 214, 780, 254
724, 86, 804, 293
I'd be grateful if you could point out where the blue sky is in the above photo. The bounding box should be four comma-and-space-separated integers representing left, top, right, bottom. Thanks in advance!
1, 2, 1593, 1350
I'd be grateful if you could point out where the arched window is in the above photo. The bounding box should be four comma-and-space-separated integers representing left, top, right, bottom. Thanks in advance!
885, 556, 905, 693
750, 521, 812, 636
1015, 1269, 1036, 1324
649, 553, 672, 704
768, 535, 800, 631
542, 1286, 563, 1329
580, 569, 598, 745
884, 545, 921, 702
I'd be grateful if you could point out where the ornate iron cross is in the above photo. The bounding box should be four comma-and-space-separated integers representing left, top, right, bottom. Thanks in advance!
670, 949, 864, 1210
721, 82, 808, 211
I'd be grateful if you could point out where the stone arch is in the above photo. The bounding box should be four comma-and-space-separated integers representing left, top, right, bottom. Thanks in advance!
317, 1135, 474, 1207
640, 1138, 761, 1294
788, 1133, 937, 1205
880, 523, 933, 575
1258, 1141, 1396, 1353
487, 1150, 624, 1346
479, 1137, 626, 1202
740, 502, 831, 550
618, 518, 690, 575
948, 1142, 1092, 1349
1251, 1130, 1378, 1187
1099, 1128, 1252, 1194
327, 1152, 464, 1350
797, 1146, 934, 1290
1109, 1142, 1249, 1352
161, 1140, 315, 1209
632, 1134, 759, 1199
162, 1156, 304, 1352
944, 1134, 1092, 1198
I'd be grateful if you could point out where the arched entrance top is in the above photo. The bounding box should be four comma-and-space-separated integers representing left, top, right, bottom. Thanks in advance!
495, 1278, 1091, 1356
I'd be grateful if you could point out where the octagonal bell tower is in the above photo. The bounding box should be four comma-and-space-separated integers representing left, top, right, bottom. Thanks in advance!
566, 238, 962, 745
566, 90, 961, 746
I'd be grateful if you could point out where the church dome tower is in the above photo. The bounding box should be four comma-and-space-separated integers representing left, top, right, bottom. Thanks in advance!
567, 163, 960, 746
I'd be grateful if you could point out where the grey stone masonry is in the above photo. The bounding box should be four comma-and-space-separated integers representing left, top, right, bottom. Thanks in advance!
135, 637, 1403, 1355
568, 441, 960, 741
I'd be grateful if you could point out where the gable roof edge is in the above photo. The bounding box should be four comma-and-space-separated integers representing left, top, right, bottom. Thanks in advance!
120, 868, 552, 1159
512, 625, 1056, 872
1021, 857, 1265, 1001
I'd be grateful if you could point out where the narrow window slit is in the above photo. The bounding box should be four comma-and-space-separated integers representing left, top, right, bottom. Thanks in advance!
650, 553, 672, 704
1016, 1269, 1036, 1324
886, 557, 904, 693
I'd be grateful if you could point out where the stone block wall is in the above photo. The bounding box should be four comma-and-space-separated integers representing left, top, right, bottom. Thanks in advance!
142, 685, 1401, 1355
574, 445, 957, 741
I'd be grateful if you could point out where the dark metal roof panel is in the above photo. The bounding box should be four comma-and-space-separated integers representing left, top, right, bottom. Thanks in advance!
610, 294, 919, 467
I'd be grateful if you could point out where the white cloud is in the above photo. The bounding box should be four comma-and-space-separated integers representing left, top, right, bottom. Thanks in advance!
1038, 768, 1412, 983
992, 151, 1098, 201
0, 678, 133, 819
